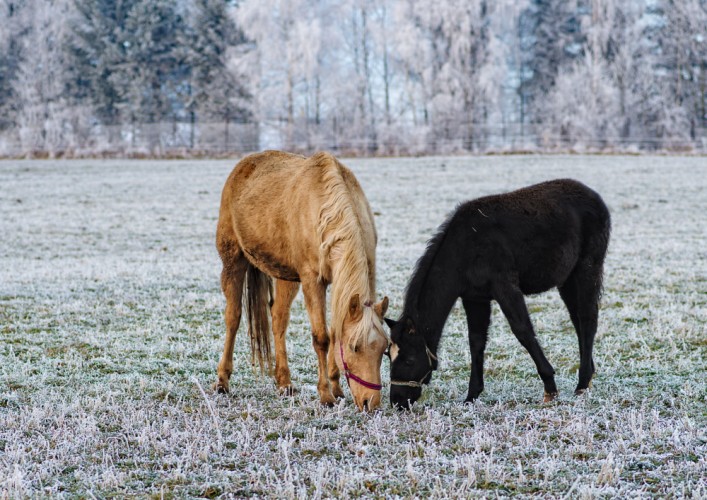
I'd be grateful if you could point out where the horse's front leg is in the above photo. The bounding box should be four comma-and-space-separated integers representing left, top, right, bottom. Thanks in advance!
462, 298, 492, 403
301, 278, 337, 406
327, 337, 345, 399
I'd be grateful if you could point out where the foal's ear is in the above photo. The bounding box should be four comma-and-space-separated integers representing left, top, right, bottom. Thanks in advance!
384, 317, 397, 329
373, 296, 389, 318
404, 317, 416, 335
348, 294, 362, 321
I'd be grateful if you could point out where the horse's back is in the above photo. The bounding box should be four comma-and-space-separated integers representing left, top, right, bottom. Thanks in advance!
217, 151, 375, 282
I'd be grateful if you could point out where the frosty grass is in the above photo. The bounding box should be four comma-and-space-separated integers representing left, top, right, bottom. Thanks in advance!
1, 155, 705, 498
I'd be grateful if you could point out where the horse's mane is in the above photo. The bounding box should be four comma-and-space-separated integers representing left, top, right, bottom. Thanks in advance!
403, 213, 454, 319
313, 153, 384, 346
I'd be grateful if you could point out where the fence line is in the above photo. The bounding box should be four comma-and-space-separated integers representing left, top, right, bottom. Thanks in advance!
0, 120, 704, 157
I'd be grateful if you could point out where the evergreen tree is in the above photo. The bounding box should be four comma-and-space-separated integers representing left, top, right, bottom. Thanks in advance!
520, 0, 587, 126
68, 0, 139, 128
187, 0, 252, 149
120, 0, 188, 127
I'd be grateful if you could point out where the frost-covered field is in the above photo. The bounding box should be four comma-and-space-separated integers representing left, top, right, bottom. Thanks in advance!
1, 155, 705, 498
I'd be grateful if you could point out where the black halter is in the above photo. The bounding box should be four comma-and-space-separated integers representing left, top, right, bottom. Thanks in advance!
389, 344, 437, 388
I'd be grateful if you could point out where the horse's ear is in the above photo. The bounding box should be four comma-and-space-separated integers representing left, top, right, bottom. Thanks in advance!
384, 317, 397, 329
405, 317, 416, 335
374, 296, 389, 318
348, 294, 362, 321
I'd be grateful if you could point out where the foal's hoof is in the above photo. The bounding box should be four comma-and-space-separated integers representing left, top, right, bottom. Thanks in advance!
575, 381, 592, 396
543, 392, 558, 403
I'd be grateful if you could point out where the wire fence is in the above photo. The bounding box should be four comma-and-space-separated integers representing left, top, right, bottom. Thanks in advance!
0, 121, 704, 158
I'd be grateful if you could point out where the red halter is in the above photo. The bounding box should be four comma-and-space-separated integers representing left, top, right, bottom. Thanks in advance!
338, 300, 383, 391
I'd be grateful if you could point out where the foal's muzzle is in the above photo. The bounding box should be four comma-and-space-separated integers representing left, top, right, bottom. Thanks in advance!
390, 385, 422, 410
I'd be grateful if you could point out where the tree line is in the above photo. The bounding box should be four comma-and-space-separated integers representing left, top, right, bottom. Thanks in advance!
0, 0, 704, 157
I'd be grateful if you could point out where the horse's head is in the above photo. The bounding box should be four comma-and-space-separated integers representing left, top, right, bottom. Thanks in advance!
336, 294, 389, 411
384, 316, 438, 410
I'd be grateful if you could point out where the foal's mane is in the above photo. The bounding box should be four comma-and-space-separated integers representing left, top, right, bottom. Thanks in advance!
313, 153, 383, 347
403, 213, 454, 318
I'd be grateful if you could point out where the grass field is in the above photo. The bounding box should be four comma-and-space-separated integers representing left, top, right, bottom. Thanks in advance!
1, 155, 705, 498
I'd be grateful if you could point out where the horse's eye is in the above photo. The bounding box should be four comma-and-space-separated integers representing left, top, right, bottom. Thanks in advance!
404, 357, 415, 367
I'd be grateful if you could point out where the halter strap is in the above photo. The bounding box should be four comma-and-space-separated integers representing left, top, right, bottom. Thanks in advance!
389, 344, 437, 388
338, 299, 383, 392
339, 342, 383, 391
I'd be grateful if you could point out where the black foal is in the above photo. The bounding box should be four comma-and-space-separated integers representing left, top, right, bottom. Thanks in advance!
386, 179, 611, 409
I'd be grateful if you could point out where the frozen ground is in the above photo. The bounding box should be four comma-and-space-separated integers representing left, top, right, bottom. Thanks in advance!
0, 155, 705, 498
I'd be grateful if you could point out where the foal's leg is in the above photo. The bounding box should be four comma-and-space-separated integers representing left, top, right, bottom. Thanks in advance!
461, 298, 492, 402
493, 282, 558, 401
214, 250, 248, 394
271, 279, 300, 395
560, 265, 602, 395
301, 277, 336, 406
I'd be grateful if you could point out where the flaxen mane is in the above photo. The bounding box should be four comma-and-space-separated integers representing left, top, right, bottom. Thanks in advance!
313, 153, 386, 348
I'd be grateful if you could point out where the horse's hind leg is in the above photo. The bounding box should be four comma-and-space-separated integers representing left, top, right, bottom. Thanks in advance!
214, 241, 248, 394
461, 298, 491, 403
493, 281, 558, 401
271, 279, 300, 395
559, 264, 603, 395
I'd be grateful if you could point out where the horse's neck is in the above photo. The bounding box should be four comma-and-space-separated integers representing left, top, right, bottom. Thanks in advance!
329, 243, 375, 335
405, 244, 461, 351
329, 236, 374, 285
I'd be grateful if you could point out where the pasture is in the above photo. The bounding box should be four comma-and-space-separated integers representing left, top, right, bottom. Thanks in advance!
1, 155, 705, 497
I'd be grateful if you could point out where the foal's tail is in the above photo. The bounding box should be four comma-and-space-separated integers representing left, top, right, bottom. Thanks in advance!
244, 263, 273, 374
585, 194, 612, 296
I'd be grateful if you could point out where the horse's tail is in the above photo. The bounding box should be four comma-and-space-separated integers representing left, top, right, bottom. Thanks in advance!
244, 262, 273, 374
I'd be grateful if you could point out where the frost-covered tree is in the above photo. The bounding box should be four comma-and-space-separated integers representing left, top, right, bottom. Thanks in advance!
68, 0, 140, 130
0, 0, 25, 136
656, 0, 706, 143
186, 0, 252, 149
234, 0, 329, 150
12, 0, 87, 155
120, 0, 188, 147
396, 0, 516, 152
520, 0, 588, 127
544, 53, 620, 149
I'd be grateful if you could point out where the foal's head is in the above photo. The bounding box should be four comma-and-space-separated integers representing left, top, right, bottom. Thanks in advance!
385, 316, 438, 410
336, 295, 389, 411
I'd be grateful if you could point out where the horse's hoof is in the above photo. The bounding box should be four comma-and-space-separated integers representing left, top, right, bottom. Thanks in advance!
213, 381, 229, 394
543, 392, 558, 403
574, 388, 587, 396
320, 394, 337, 407
333, 389, 345, 399
278, 386, 298, 396
463, 397, 477, 405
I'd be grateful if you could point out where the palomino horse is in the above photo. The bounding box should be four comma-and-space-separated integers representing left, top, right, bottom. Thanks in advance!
386, 179, 611, 409
214, 151, 389, 411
